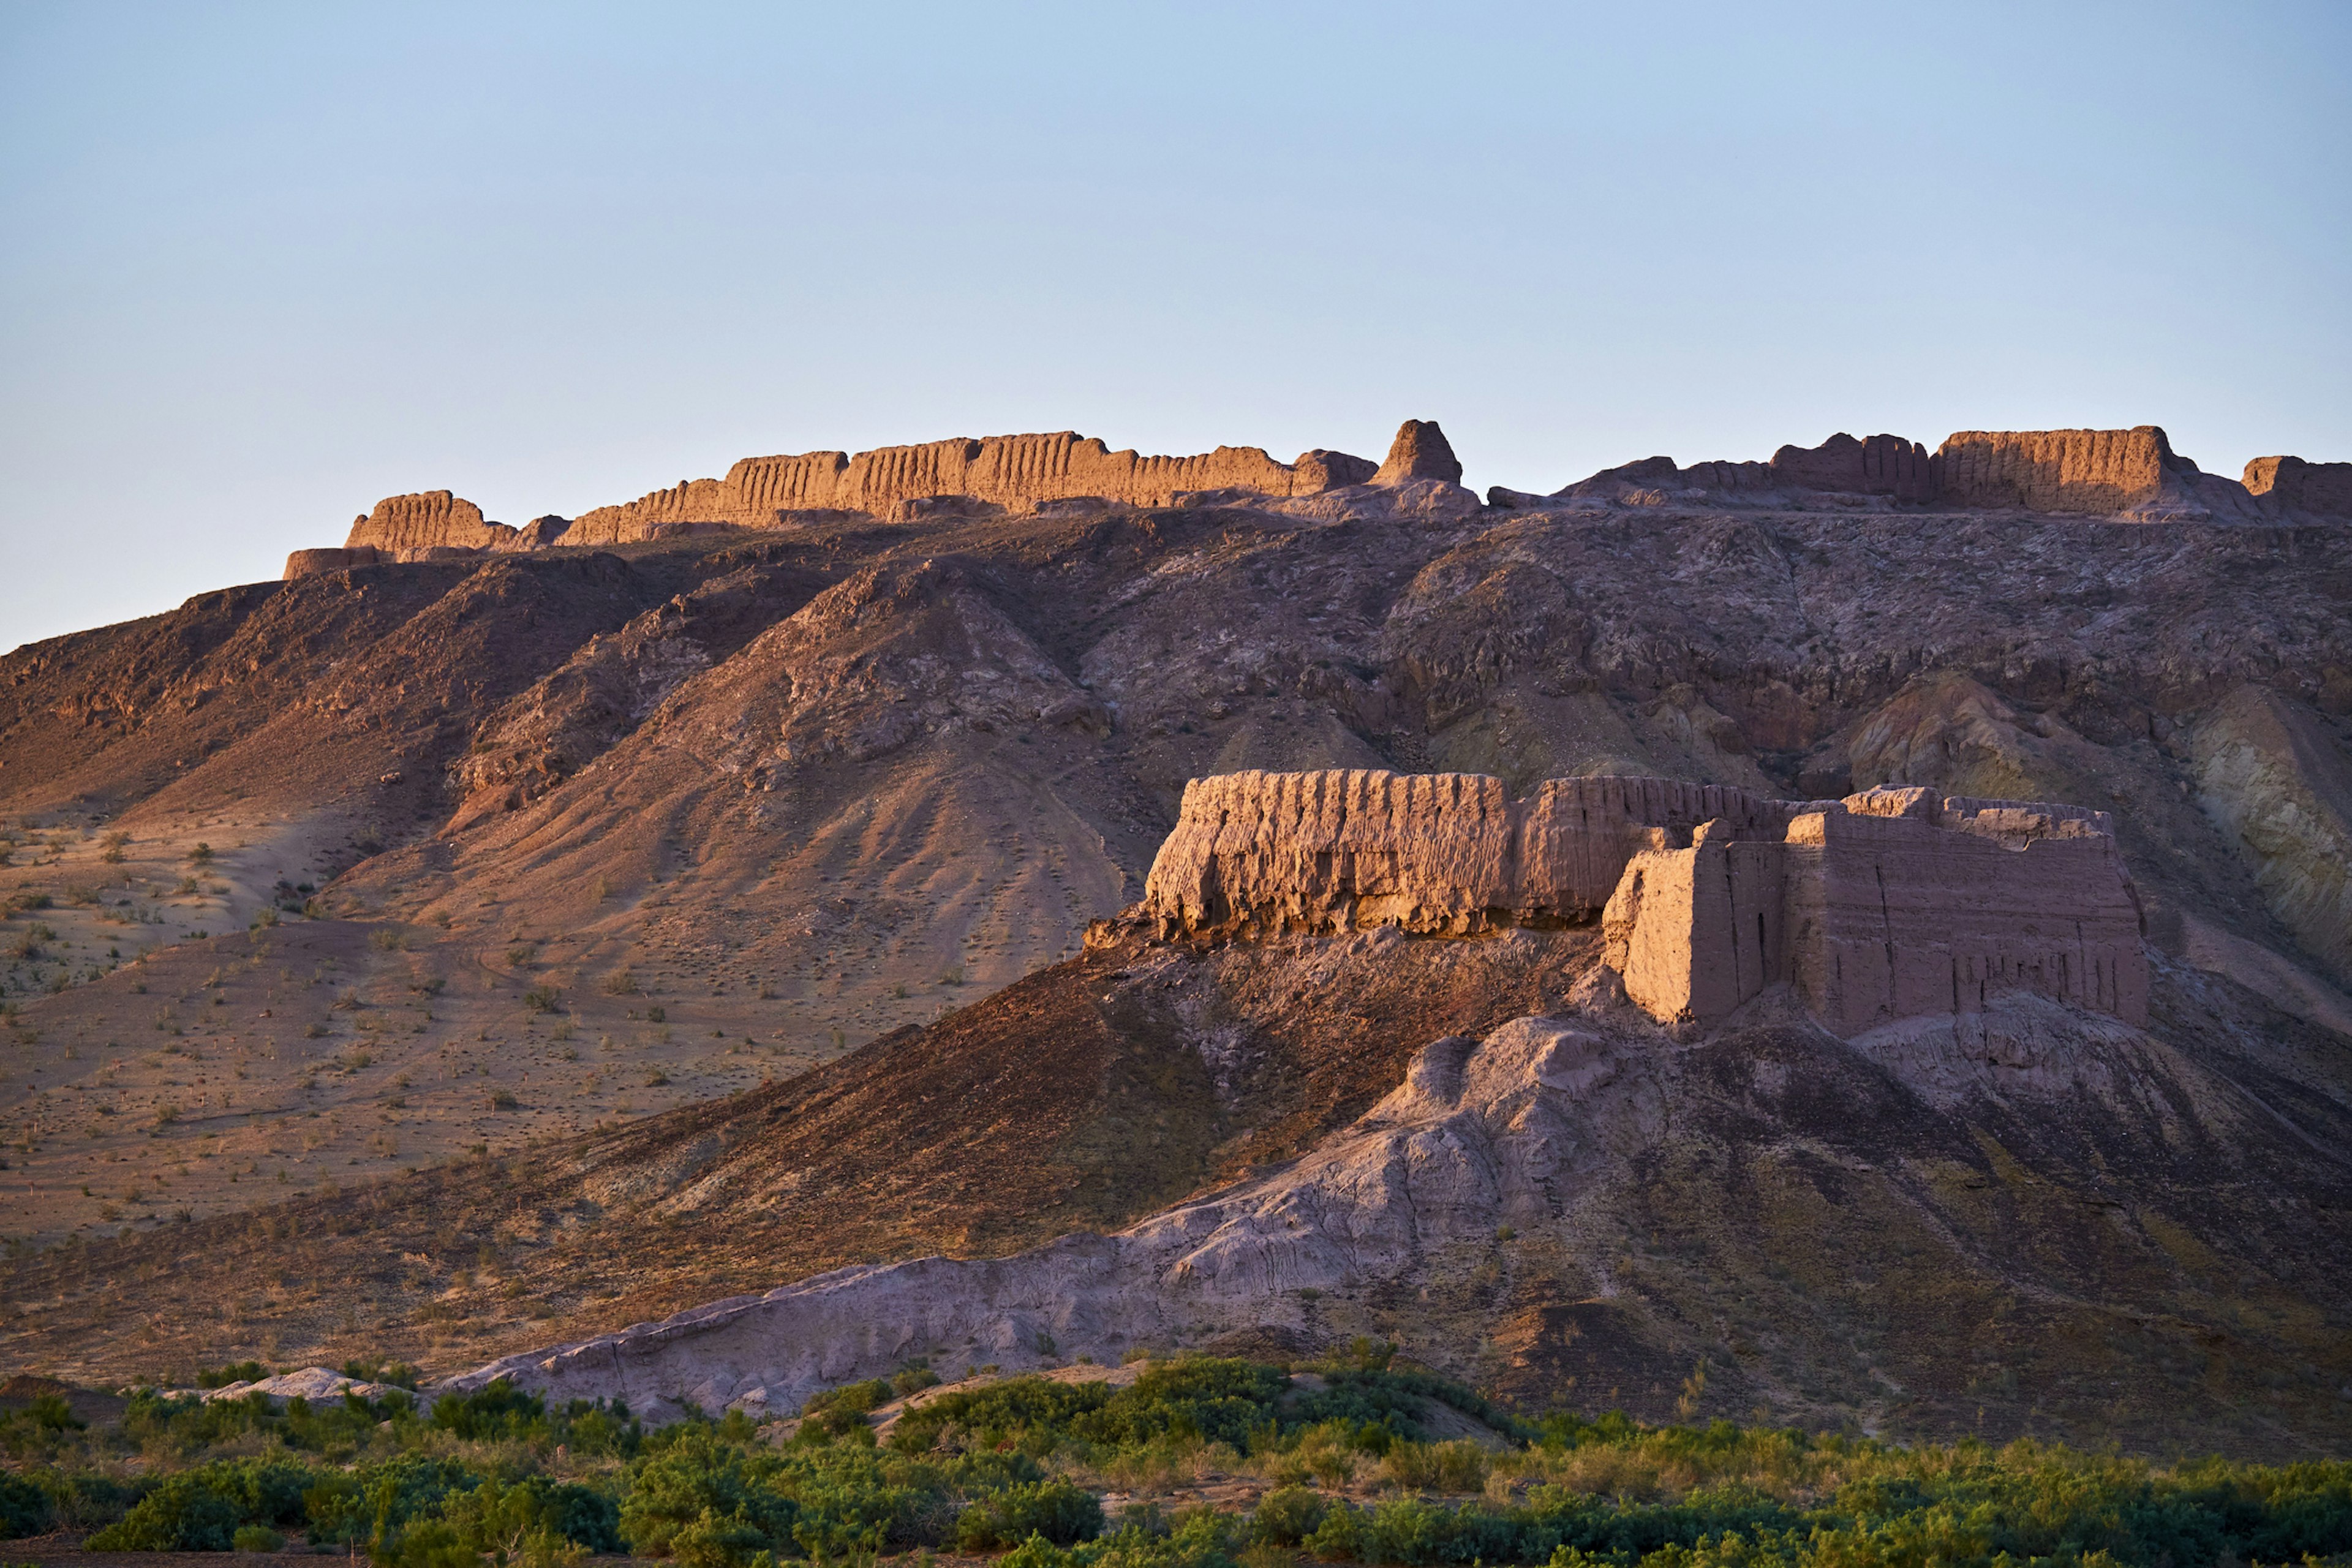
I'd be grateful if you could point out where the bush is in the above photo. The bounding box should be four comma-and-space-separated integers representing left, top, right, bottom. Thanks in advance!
0, 1471, 55, 1540
418, 1476, 620, 1564
304, 1455, 478, 1549
1251, 1486, 1329, 1547
1382, 1439, 1490, 1494
23, 1393, 83, 1431
344, 1358, 424, 1392
522, 986, 562, 1013
88, 1475, 243, 1550
955, 1480, 1104, 1551
198, 1360, 268, 1389
431, 1378, 546, 1442
233, 1523, 286, 1551
619, 1430, 797, 1562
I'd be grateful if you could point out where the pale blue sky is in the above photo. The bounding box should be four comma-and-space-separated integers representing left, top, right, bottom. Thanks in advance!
4, 1, 2346, 650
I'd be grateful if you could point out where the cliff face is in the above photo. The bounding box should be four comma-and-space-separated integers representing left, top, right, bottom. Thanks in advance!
1140, 769, 2147, 1035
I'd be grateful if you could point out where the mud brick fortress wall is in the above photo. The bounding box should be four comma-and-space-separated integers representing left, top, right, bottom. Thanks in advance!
1140, 769, 2149, 1036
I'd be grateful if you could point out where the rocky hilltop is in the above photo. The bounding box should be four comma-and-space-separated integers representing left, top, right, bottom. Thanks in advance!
279, 419, 2352, 578
3, 413, 2350, 1453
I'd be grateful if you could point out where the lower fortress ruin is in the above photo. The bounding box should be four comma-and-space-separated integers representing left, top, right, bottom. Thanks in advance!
1131, 769, 2149, 1036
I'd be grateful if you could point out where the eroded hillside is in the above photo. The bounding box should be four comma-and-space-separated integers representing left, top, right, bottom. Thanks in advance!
3, 418, 2351, 1450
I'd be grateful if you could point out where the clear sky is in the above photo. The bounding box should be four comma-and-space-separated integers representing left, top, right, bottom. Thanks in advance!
3, 1, 2346, 651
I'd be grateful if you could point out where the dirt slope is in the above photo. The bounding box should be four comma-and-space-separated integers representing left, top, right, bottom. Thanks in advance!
6, 925, 2348, 1457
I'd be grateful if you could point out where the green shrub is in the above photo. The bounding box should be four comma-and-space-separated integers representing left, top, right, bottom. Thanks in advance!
23, 1393, 83, 1431
1251, 1486, 1329, 1547
431, 1378, 547, 1442
954, 1480, 1103, 1551
88, 1474, 242, 1550
197, 1359, 268, 1389
344, 1357, 424, 1391
304, 1455, 478, 1548
890, 1365, 942, 1398
233, 1523, 286, 1551
0, 1471, 55, 1540
619, 1430, 796, 1561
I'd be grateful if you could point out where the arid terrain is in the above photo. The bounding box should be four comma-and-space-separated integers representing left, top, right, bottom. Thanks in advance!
4, 418, 2350, 1454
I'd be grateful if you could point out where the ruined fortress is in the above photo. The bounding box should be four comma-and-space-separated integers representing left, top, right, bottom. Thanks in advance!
1133, 769, 2149, 1037
280, 420, 2349, 578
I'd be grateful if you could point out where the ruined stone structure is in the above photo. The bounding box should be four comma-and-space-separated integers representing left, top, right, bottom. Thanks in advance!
1767, 432, 1936, 500
282, 546, 383, 579
281, 420, 2351, 582
344, 491, 518, 554
1370, 418, 1463, 486
1931, 427, 2176, 514
565, 432, 1384, 546
2244, 455, 2352, 518
1138, 769, 2148, 1035
1602, 786, 2146, 1035
1549, 432, 1937, 505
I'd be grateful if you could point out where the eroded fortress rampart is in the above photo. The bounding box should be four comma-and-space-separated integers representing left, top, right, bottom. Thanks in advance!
1137, 769, 2148, 1036
280, 418, 2349, 580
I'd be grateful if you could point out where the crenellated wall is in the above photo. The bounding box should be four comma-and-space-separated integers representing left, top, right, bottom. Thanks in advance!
344, 491, 517, 554
567, 432, 1380, 545
1139, 768, 1785, 937
1929, 427, 2176, 513
1137, 769, 2148, 1035
284, 421, 2350, 582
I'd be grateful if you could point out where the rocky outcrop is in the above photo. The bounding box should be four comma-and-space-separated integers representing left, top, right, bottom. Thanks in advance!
567, 432, 1378, 545
2244, 456, 2352, 518
1371, 420, 1463, 486
1140, 769, 2147, 1034
344, 491, 515, 554
2189, 685, 2352, 986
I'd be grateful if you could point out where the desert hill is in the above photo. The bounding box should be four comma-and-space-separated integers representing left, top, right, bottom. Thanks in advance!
3, 417, 2351, 1452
